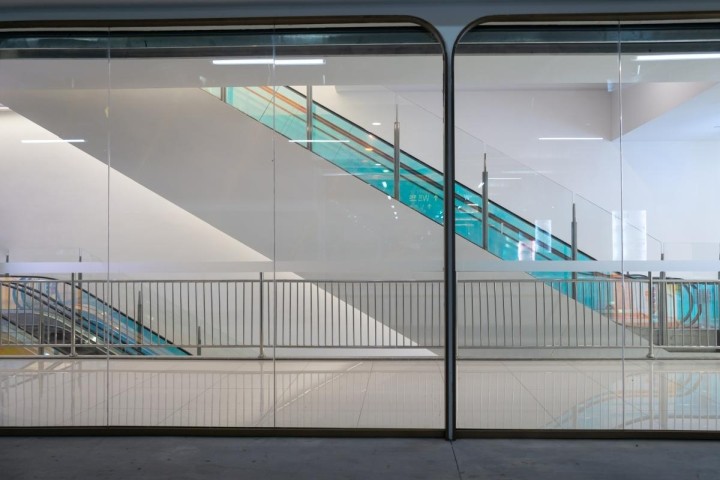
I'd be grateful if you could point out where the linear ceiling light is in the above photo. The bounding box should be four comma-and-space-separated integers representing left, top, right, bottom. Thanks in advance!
213, 58, 274, 65
538, 137, 603, 141
213, 58, 325, 66
21, 139, 86, 144
275, 58, 325, 66
635, 53, 720, 61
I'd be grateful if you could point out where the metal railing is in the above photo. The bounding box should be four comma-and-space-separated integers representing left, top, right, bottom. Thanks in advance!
1, 276, 718, 356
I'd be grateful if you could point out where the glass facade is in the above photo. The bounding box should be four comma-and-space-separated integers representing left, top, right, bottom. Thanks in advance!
455, 23, 720, 430
0, 20, 718, 433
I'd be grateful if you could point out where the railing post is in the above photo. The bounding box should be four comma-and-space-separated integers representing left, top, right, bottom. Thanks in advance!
393, 104, 401, 200
306, 85, 313, 153
220, 86, 227, 103
196, 325, 202, 356
571, 202, 578, 300
136, 289, 143, 344
258, 272, 265, 358
658, 252, 667, 346
4, 253, 8, 277
481, 153, 489, 250
647, 271, 655, 359
70, 273, 77, 357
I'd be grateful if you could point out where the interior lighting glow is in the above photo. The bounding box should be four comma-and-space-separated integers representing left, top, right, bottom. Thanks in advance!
372, 122, 382, 126
0, 104, 9, 111
635, 53, 720, 61
275, 58, 326, 66
21, 139, 86, 144
538, 137, 603, 141
489, 177, 521, 181
213, 58, 274, 65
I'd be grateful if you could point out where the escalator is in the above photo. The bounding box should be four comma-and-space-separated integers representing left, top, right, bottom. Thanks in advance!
213, 86, 592, 265
0, 277, 188, 356
208, 85, 720, 332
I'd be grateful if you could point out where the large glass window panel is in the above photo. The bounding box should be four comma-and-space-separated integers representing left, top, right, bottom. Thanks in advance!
455, 24, 627, 430
0, 30, 111, 425
269, 25, 445, 428
0, 23, 446, 432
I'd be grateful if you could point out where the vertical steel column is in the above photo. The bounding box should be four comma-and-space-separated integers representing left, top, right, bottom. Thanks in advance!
306, 85, 313, 153
220, 86, 227, 103
443, 47, 457, 442
259, 272, 265, 358
571, 202, 578, 300
394, 104, 401, 200
481, 155, 489, 250
4, 253, 8, 277
647, 272, 655, 358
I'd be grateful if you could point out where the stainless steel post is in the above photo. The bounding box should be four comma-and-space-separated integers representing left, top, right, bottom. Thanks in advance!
259, 272, 265, 358
571, 202, 578, 300
70, 273, 77, 357
136, 289, 143, 344
647, 272, 654, 359
394, 104, 401, 200
481, 154, 489, 250
658, 252, 667, 346
220, 86, 227, 103
306, 85, 313, 152
196, 325, 202, 356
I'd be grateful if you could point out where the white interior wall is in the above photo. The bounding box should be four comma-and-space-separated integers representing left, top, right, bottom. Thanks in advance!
0, 109, 269, 271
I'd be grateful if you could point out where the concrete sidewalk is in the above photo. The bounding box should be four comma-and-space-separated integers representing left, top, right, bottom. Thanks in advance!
1, 437, 719, 480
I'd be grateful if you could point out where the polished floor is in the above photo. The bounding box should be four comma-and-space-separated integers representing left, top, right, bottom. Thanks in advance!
1, 358, 719, 431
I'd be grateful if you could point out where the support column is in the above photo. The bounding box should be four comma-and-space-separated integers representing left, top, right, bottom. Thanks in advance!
443, 47, 457, 442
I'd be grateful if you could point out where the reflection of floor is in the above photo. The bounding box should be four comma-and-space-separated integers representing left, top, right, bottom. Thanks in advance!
0, 359, 718, 431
